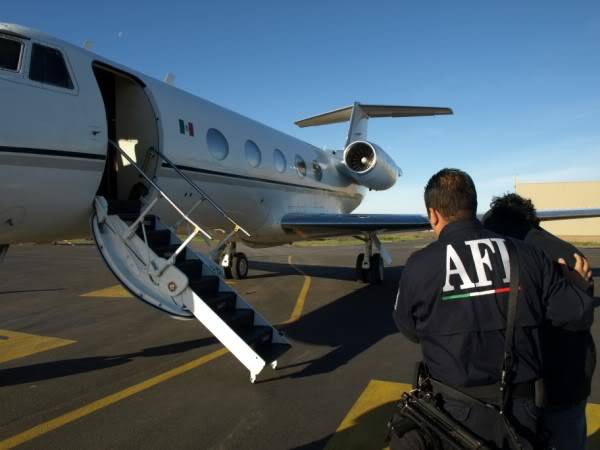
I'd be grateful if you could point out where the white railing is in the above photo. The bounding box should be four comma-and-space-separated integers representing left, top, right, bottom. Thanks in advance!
106, 139, 246, 270
149, 147, 251, 237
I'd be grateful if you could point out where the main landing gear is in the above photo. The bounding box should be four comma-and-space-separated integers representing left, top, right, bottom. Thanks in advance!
220, 241, 249, 280
0, 245, 8, 265
354, 233, 390, 285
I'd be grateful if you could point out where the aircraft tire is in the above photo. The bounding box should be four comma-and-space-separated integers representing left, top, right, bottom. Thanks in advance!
368, 253, 384, 285
355, 253, 369, 283
232, 252, 249, 279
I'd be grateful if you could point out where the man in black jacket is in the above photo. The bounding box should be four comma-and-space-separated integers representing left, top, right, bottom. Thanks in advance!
393, 169, 594, 449
482, 193, 595, 450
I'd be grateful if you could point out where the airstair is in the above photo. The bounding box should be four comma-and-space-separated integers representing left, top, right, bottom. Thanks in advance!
91, 140, 290, 383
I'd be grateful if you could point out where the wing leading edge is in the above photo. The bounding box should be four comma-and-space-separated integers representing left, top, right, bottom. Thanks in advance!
281, 208, 600, 238
281, 213, 431, 234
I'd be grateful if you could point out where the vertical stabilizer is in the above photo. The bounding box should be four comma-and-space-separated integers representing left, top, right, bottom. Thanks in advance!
346, 102, 369, 146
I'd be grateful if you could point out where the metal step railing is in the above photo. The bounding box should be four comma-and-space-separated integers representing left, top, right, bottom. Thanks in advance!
106, 139, 248, 272
148, 147, 250, 238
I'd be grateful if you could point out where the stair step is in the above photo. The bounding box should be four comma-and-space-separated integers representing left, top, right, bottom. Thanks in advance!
239, 325, 272, 349
221, 308, 255, 332
107, 200, 141, 215
153, 244, 187, 263
118, 214, 157, 229
176, 260, 204, 279
144, 229, 172, 247
255, 342, 291, 364
203, 292, 237, 314
188, 276, 219, 296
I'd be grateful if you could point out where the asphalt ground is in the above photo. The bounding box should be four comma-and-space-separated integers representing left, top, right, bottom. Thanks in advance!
0, 242, 599, 450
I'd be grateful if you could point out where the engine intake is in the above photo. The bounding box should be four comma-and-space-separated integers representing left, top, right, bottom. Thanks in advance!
340, 141, 400, 191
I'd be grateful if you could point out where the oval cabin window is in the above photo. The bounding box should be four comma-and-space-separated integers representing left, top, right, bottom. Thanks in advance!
245, 140, 261, 168
273, 149, 286, 173
206, 128, 229, 161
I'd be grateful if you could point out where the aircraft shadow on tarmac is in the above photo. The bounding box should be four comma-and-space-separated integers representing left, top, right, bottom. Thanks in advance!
262, 266, 407, 382
0, 337, 216, 387
249, 260, 357, 281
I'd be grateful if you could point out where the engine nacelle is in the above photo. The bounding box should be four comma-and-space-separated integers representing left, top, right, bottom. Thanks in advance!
338, 141, 401, 191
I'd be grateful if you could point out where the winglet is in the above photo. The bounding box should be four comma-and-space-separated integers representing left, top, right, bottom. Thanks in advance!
295, 103, 453, 146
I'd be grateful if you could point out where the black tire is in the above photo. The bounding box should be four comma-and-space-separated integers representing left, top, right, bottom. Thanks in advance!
355, 253, 369, 283
369, 253, 384, 284
221, 254, 233, 279
232, 252, 249, 279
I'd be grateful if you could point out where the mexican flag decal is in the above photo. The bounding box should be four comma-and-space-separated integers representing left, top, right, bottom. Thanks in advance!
179, 119, 194, 137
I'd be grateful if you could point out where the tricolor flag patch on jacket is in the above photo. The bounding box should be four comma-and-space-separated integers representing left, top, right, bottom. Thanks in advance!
179, 119, 194, 137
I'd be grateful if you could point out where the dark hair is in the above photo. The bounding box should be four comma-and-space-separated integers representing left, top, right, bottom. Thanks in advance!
424, 168, 477, 221
482, 193, 540, 239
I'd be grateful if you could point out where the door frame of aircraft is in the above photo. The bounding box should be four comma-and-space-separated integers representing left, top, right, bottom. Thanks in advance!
92, 62, 160, 202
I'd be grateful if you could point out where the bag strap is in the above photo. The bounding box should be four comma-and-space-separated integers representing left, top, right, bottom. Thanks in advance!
500, 239, 525, 450
500, 238, 520, 409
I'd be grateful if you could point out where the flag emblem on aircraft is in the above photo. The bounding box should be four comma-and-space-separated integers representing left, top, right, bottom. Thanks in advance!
179, 119, 194, 137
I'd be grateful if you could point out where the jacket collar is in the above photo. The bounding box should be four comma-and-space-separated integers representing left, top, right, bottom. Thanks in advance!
438, 218, 482, 242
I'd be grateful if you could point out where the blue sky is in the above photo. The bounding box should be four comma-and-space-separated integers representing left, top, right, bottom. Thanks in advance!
3, 1, 600, 214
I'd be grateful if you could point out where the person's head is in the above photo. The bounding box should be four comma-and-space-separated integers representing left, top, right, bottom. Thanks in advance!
482, 193, 539, 240
424, 168, 477, 236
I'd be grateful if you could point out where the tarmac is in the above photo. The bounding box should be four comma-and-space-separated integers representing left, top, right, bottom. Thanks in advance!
0, 241, 599, 450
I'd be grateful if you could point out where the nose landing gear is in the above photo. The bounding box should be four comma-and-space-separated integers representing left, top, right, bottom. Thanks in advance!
220, 241, 249, 280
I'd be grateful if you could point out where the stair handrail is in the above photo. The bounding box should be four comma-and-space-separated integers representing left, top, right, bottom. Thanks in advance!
149, 148, 251, 237
108, 139, 212, 243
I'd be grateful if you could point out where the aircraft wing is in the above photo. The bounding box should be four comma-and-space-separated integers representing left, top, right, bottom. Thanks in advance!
281, 213, 431, 235
536, 208, 600, 221
281, 208, 600, 237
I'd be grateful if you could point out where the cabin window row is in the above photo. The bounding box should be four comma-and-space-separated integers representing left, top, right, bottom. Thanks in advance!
205, 127, 322, 181
0, 36, 74, 90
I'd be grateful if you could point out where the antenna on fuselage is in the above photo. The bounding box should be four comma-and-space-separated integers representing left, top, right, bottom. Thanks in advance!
164, 73, 176, 86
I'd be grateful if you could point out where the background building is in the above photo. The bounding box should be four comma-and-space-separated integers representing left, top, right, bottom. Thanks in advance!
516, 180, 600, 238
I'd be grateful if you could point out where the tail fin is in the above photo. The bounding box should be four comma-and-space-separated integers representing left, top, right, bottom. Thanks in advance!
295, 102, 453, 146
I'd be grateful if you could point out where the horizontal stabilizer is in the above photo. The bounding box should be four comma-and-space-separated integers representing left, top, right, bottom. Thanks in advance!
295, 104, 453, 128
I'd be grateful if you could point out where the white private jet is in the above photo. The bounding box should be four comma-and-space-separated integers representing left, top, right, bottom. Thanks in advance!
1, 23, 598, 381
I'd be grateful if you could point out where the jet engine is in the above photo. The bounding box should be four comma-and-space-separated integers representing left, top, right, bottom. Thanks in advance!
339, 141, 401, 191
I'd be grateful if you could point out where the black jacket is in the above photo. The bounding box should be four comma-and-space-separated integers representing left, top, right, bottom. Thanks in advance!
393, 219, 594, 388
525, 227, 596, 408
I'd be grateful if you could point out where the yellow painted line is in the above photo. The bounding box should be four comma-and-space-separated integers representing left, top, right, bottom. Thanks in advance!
587, 402, 600, 437
325, 380, 410, 450
0, 330, 75, 364
0, 347, 229, 449
282, 255, 311, 324
80, 285, 132, 298
325, 379, 600, 450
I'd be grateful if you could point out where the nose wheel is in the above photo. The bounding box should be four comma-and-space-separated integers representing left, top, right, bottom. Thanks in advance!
220, 241, 249, 280
232, 252, 248, 279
